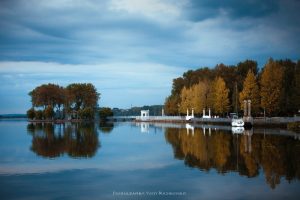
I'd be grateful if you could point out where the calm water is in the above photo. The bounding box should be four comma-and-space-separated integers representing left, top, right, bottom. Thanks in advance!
0, 120, 300, 200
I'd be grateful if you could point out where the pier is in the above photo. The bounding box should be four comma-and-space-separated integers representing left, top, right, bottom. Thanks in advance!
109, 115, 300, 127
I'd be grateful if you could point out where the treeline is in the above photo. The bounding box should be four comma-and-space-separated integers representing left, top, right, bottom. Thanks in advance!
0, 114, 27, 119
112, 105, 163, 116
164, 58, 300, 117
27, 83, 100, 120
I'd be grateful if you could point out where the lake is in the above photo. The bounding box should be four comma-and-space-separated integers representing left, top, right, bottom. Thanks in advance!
0, 120, 299, 200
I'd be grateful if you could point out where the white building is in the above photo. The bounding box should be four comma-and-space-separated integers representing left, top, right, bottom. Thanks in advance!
140, 110, 149, 120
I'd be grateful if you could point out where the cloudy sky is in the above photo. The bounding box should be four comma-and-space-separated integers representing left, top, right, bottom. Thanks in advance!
0, 0, 299, 114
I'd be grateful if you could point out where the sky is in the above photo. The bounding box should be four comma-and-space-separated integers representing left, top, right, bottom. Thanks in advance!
0, 0, 300, 114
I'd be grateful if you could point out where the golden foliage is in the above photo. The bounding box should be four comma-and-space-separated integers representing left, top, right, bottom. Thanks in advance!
213, 77, 229, 115
260, 59, 284, 116
239, 70, 260, 114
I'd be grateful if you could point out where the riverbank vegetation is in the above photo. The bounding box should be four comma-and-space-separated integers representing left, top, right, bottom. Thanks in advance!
164, 58, 300, 117
112, 105, 164, 116
27, 83, 100, 121
99, 107, 113, 120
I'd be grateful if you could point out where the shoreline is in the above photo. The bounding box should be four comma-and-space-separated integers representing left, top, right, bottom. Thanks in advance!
28, 119, 94, 123
26, 116, 300, 130
134, 119, 286, 128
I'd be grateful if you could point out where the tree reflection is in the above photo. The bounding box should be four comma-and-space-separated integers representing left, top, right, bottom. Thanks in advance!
98, 122, 114, 134
165, 127, 300, 189
27, 123, 99, 158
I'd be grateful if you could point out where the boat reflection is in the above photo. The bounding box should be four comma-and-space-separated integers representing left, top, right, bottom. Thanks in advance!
232, 126, 245, 134
27, 123, 100, 158
164, 127, 300, 189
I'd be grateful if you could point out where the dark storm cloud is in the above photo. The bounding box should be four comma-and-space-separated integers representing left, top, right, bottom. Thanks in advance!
0, 0, 299, 66
0, 0, 189, 65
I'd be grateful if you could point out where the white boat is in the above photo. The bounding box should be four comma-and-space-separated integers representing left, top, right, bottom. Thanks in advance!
231, 116, 244, 127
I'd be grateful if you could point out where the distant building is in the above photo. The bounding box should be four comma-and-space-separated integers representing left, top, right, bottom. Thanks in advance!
141, 110, 149, 120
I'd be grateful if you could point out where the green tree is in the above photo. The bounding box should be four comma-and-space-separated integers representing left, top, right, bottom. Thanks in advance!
236, 60, 258, 80
239, 70, 260, 115
78, 107, 95, 120
27, 108, 35, 120
260, 59, 284, 116
98, 107, 113, 120
292, 61, 300, 113
164, 95, 179, 115
213, 77, 229, 115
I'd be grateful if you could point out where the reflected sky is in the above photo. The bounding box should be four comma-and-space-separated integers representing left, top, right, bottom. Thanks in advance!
0, 121, 300, 199
0, 121, 177, 175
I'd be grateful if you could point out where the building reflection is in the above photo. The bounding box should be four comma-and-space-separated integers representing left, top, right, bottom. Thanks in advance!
140, 122, 150, 133
27, 123, 100, 158
164, 127, 300, 189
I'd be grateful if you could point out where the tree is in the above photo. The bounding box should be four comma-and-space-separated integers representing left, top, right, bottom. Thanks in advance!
78, 107, 95, 120
99, 107, 113, 120
292, 61, 300, 113
27, 108, 35, 120
260, 59, 284, 116
28, 82, 101, 121
29, 83, 65, 110
179, 87, 192, 114
35, 110, 44, 120
44, 106, 55, 120
171, 77, 185, 96
213, 77, 229, 115
164, 95, 179, 115
190, 81, 210, 115
239, 70, 260, 115
66, 83, 100, 111
236, 60, 258, 80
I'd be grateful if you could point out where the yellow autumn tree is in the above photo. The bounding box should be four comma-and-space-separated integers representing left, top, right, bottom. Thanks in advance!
213, 77, 229, 115
260, 59, 284, 116
164, 95, 179, 115
190, 81, 210, 114
179, 86, 192, 114
239, 70, 260, 115
206, 80, 216, 113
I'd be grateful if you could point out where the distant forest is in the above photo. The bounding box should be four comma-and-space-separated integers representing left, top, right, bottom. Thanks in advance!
113, 105, 163, 116
164, 58, 300, 117
0, 114, 27, 118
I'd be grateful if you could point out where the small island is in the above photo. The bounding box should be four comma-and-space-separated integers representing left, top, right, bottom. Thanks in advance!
27, 83, 112, 122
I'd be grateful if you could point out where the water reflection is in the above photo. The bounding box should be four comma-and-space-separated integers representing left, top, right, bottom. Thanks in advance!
27, 123, 100, 158
98, 122, 114, 134
164, 127, 300, 189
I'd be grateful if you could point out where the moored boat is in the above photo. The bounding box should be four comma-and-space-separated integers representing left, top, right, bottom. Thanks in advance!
231, 116, 245, 127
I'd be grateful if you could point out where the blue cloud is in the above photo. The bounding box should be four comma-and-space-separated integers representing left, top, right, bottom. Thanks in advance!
0, 0, 299, 113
